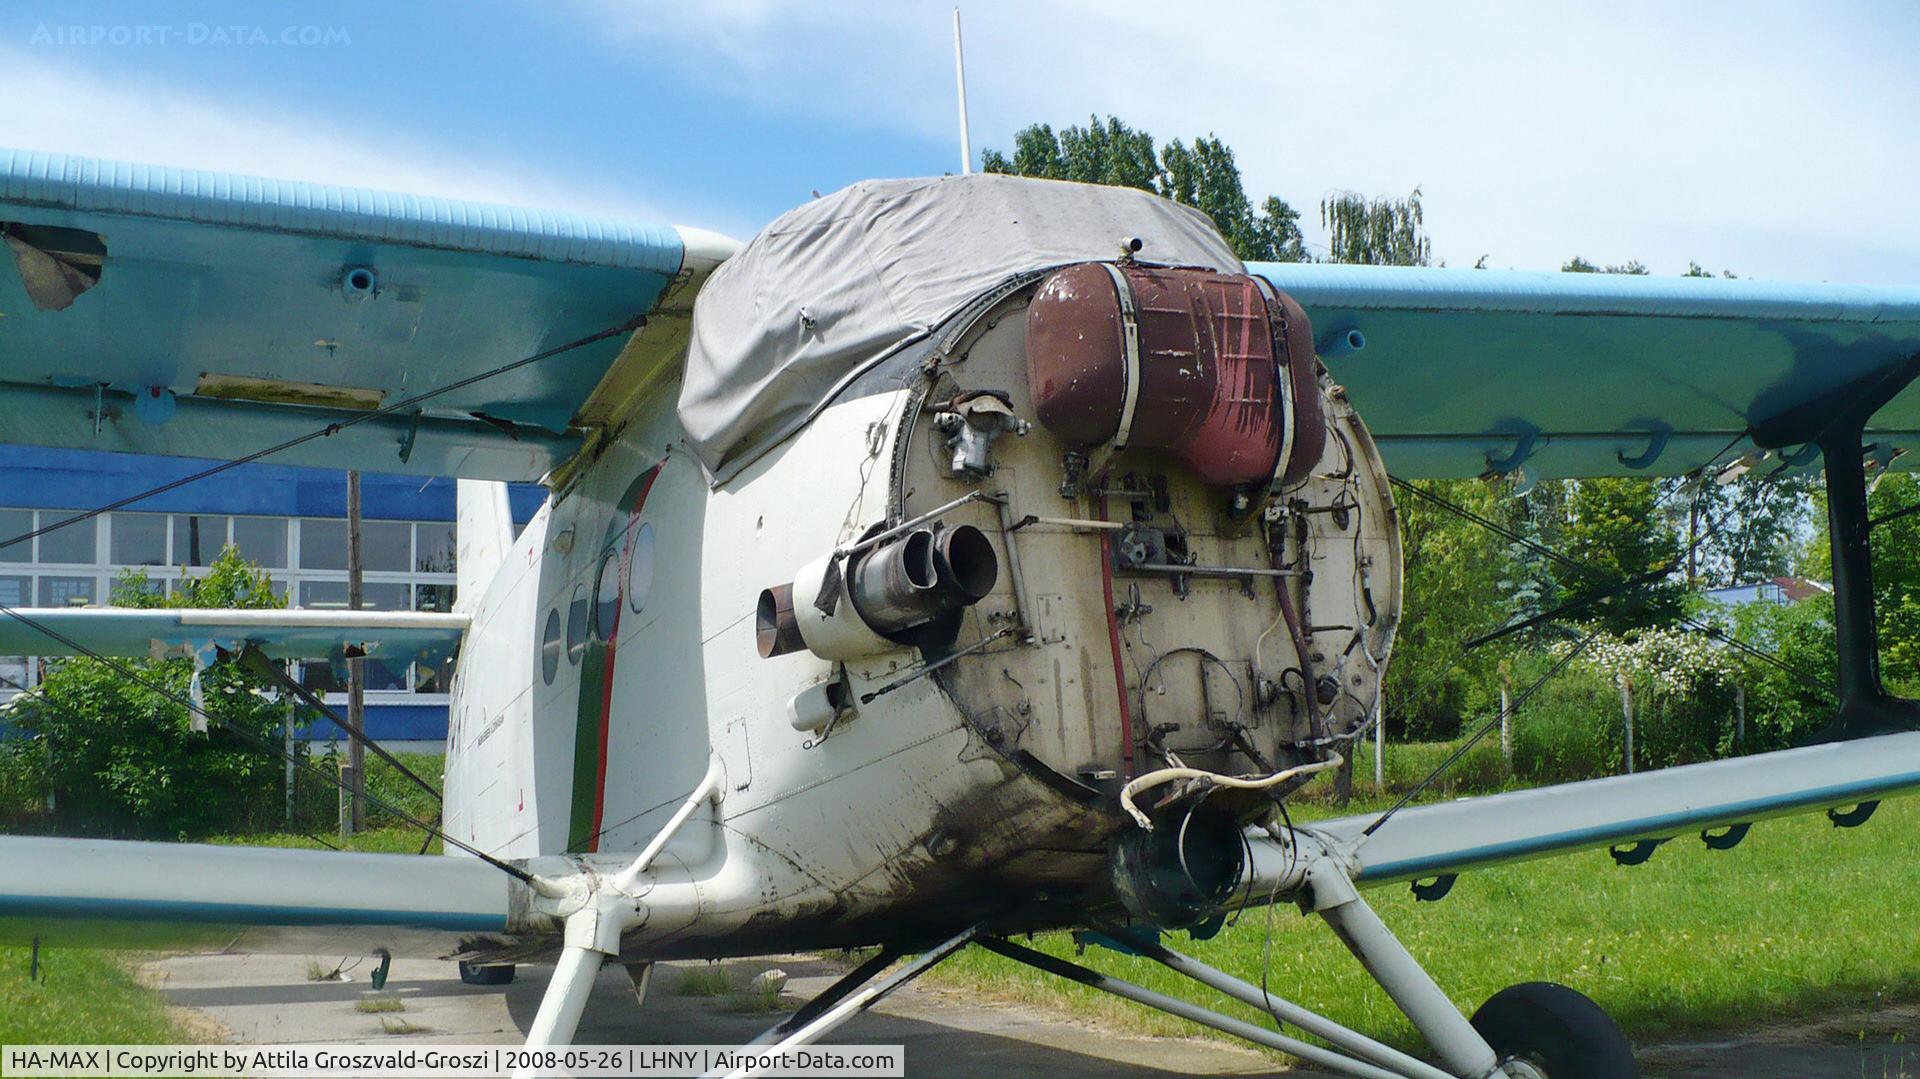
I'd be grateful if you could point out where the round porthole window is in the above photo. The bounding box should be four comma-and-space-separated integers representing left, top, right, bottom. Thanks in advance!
540, 608, 562, 685
593, 546, 622, 641
627, 522, 655, 615
566, 584, 589, 663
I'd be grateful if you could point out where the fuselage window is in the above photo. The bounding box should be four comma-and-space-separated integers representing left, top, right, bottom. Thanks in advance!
566, 583, 589, 663
592, 546, 621, 641
540, 607, 562, 684
627, 522, 655, 615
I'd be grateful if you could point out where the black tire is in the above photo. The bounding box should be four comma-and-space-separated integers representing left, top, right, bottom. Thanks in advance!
458, 960, 516, 986
1470, 981, 1637, 1078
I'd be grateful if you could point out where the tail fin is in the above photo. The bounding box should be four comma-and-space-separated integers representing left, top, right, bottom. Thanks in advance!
456, 479, 515, 615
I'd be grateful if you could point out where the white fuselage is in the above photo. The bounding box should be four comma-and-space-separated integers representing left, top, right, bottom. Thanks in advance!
440, 273, 1400, 961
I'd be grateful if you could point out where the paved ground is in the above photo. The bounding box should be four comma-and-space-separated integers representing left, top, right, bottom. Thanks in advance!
146, 953, 1919, 1077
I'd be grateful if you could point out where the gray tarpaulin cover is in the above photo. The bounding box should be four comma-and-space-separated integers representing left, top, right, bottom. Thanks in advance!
678, 174, 1241, 480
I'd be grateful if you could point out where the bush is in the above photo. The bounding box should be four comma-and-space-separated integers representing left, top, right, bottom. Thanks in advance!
1374, 613, 1840, 797
1727, 596, 1837, 753
0, 738, 49, 830
1343, 733, 1512, 798
286, 750, 443, 834
1507, 661, 1622, 784
0, 550, 306, 838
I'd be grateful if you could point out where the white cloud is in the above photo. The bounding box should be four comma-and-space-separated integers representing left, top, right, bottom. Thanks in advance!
0, 44, 678, 225
579, 0, 1920, 283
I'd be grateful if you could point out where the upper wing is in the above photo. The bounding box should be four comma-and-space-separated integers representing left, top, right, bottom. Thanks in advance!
1252, 263, 1920, 479
0, 149, 735, 483
0, 606, 466, 667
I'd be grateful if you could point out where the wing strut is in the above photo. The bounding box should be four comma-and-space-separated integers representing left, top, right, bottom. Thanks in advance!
706, 927, 978, 1079
1754, 352, 1920, 740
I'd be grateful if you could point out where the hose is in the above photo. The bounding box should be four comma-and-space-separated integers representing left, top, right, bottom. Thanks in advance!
1120, 754, 1344, 830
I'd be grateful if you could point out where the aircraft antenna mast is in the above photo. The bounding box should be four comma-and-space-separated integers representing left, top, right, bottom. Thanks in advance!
953, 8, 973, 174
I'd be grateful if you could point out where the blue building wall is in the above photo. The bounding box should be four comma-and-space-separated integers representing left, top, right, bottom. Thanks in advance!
0, 444, 547, 521
0, 445, 546, 749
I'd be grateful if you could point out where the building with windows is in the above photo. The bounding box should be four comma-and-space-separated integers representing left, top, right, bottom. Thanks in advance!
0, 445, 542, 751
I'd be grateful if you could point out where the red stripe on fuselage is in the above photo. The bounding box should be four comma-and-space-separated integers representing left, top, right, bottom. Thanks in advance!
584, 469, 658, 852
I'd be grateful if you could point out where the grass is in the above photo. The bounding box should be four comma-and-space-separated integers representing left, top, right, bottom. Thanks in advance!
0, 753, 445, 1043
206, 825, 441, 855
674, 965, 736, 997
354, 995, 406, 1014
8, 740, 1917, 1056
937, 790, 1920, 1053
1325, 736, 1524, 802
0, 945, 188, 1043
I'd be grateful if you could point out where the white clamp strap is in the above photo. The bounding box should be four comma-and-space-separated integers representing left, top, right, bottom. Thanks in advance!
1088, 262, 1145, 477
1252, 275, 1299, 491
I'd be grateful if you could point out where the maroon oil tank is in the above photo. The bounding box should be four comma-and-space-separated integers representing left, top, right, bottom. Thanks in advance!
1025, 263, 1325, 488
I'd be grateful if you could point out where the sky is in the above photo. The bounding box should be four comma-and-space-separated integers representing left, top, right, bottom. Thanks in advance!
1, 1, 1916, 282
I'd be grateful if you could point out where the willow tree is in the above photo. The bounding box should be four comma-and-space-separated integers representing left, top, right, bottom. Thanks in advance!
1321, 188, 1431, 267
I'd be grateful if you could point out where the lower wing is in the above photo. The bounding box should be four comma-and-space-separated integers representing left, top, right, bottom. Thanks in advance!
0, 605, 467, 669
1245, 729, 1920, 894
0, 837, 516, 960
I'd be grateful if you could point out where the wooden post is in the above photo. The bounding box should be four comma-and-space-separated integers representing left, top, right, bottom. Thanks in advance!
1499, 682, 1513, 766
341, 471, 366, 836
283, 674, 296, 827
1373, 696, 1385, 794
1618, 670, 1634, 775
1735, 683, 1746, 753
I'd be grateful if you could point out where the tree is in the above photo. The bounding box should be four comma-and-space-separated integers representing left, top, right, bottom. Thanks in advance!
1564, 478, 1685, 634
1562, 256, 1648, 275
1381, 479, 1520, 739
1804, 471, 1920, 695
1322, 188, 1431, 267
1686, 260, 1739, 279
981, 115, 1160, 192
4, 547, 298, 837
983, 116, 1308, 263
1680, 472, 1815, 588
1501, 482, 1570, 629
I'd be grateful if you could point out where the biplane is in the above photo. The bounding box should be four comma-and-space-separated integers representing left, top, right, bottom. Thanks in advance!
4, 147, 1920, 1079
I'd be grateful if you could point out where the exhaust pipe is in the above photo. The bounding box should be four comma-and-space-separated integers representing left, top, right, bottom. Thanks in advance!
757, 524, 1000, 660
755, 583, 805, 659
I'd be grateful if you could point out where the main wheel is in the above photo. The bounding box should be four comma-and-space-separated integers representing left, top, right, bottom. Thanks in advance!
1470, 981, 1637, 1078
458, 960, 516, 986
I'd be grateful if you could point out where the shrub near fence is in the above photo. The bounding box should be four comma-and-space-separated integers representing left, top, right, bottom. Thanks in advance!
1357, 613, 1842, 797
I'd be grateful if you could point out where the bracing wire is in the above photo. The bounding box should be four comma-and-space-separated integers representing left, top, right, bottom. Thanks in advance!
1366, 447, 1829, 838
0, 605, 535, 884
0, 316, 645, 556
237, 647, 441, 804
1363, 624, 1608, 838
0, 314, 653, 881
0, 668, 350, 851
1389, 473, 1832, 696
